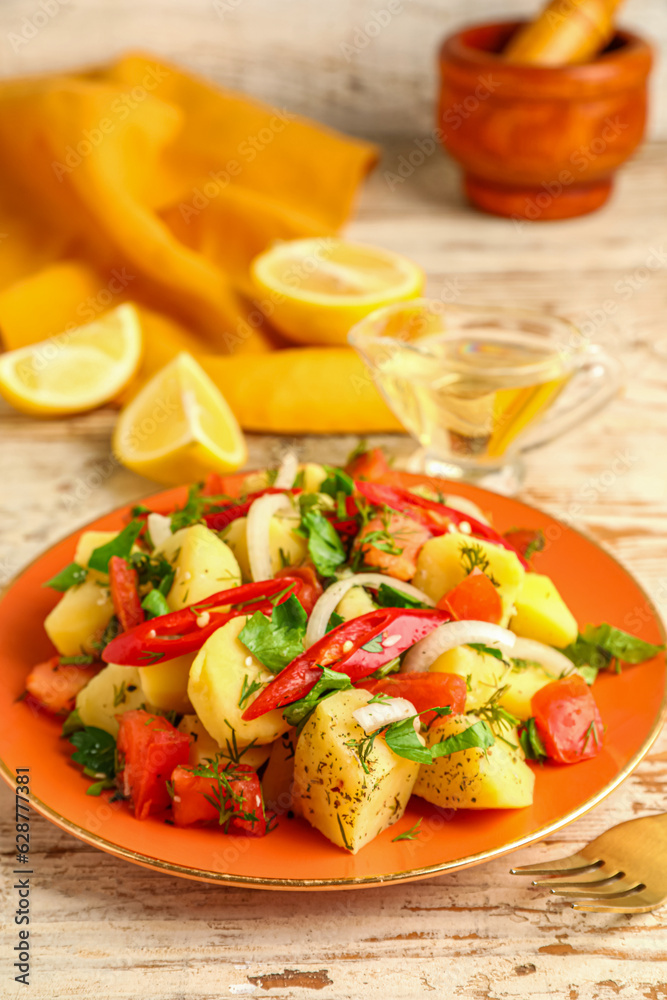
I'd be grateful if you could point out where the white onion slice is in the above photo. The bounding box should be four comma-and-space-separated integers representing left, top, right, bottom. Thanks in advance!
510, 637, 575, 676
246, 492, 294, 581
147, 512, 173, 549
443, 495, 490, 526
305, 573, 435, 648
402, 621, 516, 673
353, 697, 417, 734
273, 449, 299, 489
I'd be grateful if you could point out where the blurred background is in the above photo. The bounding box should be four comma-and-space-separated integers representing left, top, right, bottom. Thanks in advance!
1, 0, 665, 139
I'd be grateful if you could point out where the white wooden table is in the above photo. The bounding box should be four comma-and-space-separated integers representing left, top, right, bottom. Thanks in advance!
1, 140, 666, 999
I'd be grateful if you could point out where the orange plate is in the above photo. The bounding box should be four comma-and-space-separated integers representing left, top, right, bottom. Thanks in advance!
0, 472, 664, 890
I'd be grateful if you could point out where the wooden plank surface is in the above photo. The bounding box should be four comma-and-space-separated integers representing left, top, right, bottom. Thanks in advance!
0, 0, 665, 140
1, 139, 667, 998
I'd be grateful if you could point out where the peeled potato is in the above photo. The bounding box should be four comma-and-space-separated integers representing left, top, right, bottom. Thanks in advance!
510, 573, 578, 648
155, 523, 241, 610
139, 654, 195, 714
221, 513, 307, 581
76, 663, 145, 736
177, 715, 271, 770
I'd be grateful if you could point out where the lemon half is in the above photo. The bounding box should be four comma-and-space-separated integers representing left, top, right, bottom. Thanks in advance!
0, 303, 142, 416
250, 237, 425, 346
113, 352, 247, 485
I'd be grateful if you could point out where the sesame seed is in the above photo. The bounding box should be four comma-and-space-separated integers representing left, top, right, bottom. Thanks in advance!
382, 633, 401, 648
245, 656, 254, 667
459, 521, 472, 534
182, 571, 192, 581
147, 629, 156, 639
342, 640, 354, 653
196, 612, 211, 628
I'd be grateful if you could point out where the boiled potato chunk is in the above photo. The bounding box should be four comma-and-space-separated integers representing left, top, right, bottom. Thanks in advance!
177, 715, 271, 770
335, 585, 376, 622
76, 664, 145, 736
301, 463, 327, 492
413, 531, 524, 626
430, 644, 507, 711
221, 513, 308, 581
292, 689, 419, 853
156, 524, 241, 610
74, 531, 117, 570
262, 729, 297, 813
413, 713, 535, 810
44, 578, 115, 656
139, 654, 195, 714
188, 615, 289, 747
510, 573, 578, 648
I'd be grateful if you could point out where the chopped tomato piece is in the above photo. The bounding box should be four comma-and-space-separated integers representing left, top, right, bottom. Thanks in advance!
25, 656, 100, 715
275, 564, 323, 614
117, 710, 191, 820
109, 555, 144, 632
171, 762, 266, 835
531, 675, 603, 764
353, 513, 431, 581
503, 528, 545, 562
345, 447, 393, 482
202, 472, 241, 497
438, 571, 503, 624
357, 672, 467, 728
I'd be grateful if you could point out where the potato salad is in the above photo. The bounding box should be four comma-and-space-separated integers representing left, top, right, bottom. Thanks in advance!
26, 448, 663, 853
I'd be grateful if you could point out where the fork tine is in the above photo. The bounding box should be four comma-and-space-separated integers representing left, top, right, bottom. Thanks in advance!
531, 870, 624, 889
550, 879, 643, 899
510, 852, 601, 877
572, 889, 662, 914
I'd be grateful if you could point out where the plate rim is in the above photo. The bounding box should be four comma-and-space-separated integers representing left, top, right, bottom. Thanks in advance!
1, 476, 665, 890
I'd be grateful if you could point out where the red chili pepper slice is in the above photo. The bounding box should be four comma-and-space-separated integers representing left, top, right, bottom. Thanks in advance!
109, 555, 145, 632
242, 607, 451, 720
204, 487, 301, 531
354, 481, 529, 568
102, 577, 303, 667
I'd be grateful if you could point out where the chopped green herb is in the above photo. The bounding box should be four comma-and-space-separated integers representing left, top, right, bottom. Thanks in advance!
239, 595, 307, 674
361, 635, 384, 654
431, 719, 495, 758
345, 706, 475, 772
320, 465, 355, 498
370, 657, 401, 680
519, 717, 547, 762
88, 520, 144, 573
113, 682, 128, 708
582, 718, 601, 753
91, 615, 122, 653
59, 653, 95, 666
579, 664, 598, 686
190, 755, 263, 832
282, 666, 353, 732
61, 707, 85, 738
238, 674, 264, 709
392, 817, 423, 842
476, 687, 520, 747
326, 611, 345, 633
43, 561, 87, 592
374, 583, 430, 609
582, 624, 664, 665
86, 778, 116, 796
468, 643, 505, 662
459, 542, 500, 587
336, 813, 352, 851
298, 505, 346, 577
69, 726, 116, 781
141, 589, 171, 620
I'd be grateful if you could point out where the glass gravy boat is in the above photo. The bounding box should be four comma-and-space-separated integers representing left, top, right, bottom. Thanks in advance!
349, 299, 622, 494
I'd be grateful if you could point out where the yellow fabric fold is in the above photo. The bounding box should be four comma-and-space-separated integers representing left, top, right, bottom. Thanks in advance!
0, 53, 388, 431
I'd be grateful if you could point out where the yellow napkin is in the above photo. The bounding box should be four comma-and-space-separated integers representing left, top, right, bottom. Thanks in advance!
0, 52, 402, 431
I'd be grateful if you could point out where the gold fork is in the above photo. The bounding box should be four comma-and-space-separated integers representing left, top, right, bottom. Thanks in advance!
510, 812, 667, 913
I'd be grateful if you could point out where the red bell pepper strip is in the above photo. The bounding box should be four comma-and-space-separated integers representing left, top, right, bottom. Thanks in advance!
354, 481, 529, 568
102, 577, 303, 667
242, 607, 452, 720
109, 555, 145, 632
204, 487, 301, 532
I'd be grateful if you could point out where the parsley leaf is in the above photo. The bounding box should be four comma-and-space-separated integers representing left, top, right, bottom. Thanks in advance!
282, 666, 353, 731
239, 595, 307, 674
320, 466, 355, 498
43, 561, 87, 592
88, 520, 143, 573
563, 625, 663, 676
361, 635, 384, 653
69, 727, 116, 779
141, 589, 171, 619
431, 719, 495, 758
519, 717, 547, 762
61, 707, 85, 738
298, 508, 346, 577
374, 583, 430, 609
326, 611, 345, 633
468, 642, 505, 661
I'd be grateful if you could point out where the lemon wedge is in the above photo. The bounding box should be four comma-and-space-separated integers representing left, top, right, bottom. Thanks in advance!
250, 237, 425, 346
113, 352, 247, 485
0, 303, 142, 416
